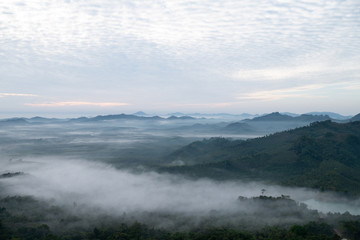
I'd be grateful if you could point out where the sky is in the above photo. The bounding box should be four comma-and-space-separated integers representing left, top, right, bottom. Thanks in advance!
1, 0, 360, 117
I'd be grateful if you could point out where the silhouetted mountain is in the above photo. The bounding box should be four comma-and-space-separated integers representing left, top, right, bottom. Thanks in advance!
167, 138, 235, 165
281, 112, 299, 117
223, 113, 331, 135
191, 113, 258, 118
66, 114, 200, 122
69, 116, 89, 122
70, 114, 164, 122
169, 112, 186, 116
133, 111, 147, 116
0, 118, 28, 125
307, 112, 353, 120
169, 123, 223, 133
167, 115, 195, 120
163, 120, 360, 195
223, 122, 253, 133
247, 112, 294, 121
295, 114, 331, 122
92, 114, 144, 121
247, 112, 331, 122
29, 116, 48, 121
350, 113, 360, 121
167, 112, 259, 120
27, 117, 62, 123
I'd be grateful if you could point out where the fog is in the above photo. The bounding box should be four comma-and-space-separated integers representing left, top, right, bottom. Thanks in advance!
1, 117, 359, 231
0, 116, 319, 170
1, 158, 359, 217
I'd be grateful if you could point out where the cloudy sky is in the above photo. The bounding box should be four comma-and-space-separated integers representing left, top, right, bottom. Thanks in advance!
1, 0, 359, 117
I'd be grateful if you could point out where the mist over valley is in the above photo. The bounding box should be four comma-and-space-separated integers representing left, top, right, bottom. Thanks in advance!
1, 113, 360, 239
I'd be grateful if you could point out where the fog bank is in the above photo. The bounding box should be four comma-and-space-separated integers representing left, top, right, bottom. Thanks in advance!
1, 157, 359, 217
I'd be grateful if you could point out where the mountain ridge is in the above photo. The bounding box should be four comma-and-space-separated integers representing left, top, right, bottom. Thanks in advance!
161, 120, 360, 195
244, 112, 331, 122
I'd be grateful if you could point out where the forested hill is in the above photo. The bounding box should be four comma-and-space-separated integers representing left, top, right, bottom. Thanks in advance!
162, 121, 360, 195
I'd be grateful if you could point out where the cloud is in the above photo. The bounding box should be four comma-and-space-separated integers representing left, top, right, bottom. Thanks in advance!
168, 79, 360, 108
1, 158, 359, 219
0, 92, 38, 97
177, 102, 239, 108
1, 0, 359, 60
233, 65, 324, 81
25, 101, 130, 107
340, 83, 360, 91
237, 80, 360, 102
237, 84, 326, 101
0, 0, 359, 114
232, 63, 360, 82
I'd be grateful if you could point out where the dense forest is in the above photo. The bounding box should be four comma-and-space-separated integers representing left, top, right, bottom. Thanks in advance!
163, 121, 360, 195
1, 195, 360, 240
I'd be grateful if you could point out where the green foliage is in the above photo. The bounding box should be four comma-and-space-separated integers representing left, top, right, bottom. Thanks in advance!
162, 121, 360, 195
3, 195, 360, 240
0, 220, 350, 240
342, 221, 360, 240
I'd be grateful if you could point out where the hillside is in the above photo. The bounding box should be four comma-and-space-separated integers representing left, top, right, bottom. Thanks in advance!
221, 112, 334, 135
245, 112, 331, 122
162, 121, 360, 195
351, 113, 360, 121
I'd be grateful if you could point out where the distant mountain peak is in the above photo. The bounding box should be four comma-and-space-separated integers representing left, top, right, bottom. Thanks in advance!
306, 112, 352, 120
167, 115, 195, 120
248, 112, 331, 122
133, 111, 147, 116
351, 113, 360, 121
249, 112, 293, 121
0, 117, 28, 125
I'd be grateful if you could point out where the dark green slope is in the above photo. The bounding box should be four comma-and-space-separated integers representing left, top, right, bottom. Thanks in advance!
351, 113, 360, 121
162, 121, 360, 194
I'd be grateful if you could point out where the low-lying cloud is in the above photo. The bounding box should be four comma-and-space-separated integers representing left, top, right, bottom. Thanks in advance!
1, 157, 359, 218
25, 101, 130, 107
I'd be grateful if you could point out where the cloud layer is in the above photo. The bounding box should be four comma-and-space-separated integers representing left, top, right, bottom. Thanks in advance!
1, 158, 359, 216
25, 101, 129, 107
1, 0, 359, 115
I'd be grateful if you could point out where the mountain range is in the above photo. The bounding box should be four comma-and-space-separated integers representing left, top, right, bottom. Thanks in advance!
0, 112, 357, 125
245, 112, 331, 122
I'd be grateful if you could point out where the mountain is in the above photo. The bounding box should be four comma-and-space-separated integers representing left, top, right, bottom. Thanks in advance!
68, 114, 199, 122
280, 112, 300, 117
0, 118, 28, 125
223, 122, 254, 133
69, 114, 163, 122
27, 117, 63, 123
167, 115, 195, 120
247, 112, 331, 122
162, 120, 360, 195
167, 138, 236, 166
247, 112, 294, 121
167, 112, 259, 120
295, 114, 331, 122
168, 112, 186, 116
222, 112, 332, 135
307, 112, 353, 120
133, 111, 147, 116
92, 114, 147, 121
350, 113, 360, 122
